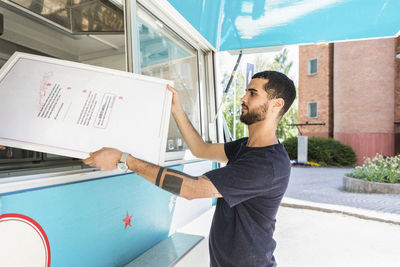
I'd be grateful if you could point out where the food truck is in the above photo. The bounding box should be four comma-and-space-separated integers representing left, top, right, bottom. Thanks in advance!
0, 0, 399, 266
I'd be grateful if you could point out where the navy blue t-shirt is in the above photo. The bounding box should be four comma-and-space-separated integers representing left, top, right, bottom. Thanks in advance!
205, 137, 291, 267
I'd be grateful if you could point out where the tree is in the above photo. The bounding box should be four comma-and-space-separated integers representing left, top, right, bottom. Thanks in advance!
254, 48, 293, 75
222, 71, 246, 140
221, 48, 298, 141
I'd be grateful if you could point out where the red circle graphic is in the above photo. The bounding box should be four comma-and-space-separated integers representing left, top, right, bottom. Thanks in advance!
0, 213, 51, 267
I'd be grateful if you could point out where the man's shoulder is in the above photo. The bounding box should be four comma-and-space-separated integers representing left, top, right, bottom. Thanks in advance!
225, 137, 248, 147
242, 143, 288, 159
224, 137, 248, 159
244, 144, 291, 177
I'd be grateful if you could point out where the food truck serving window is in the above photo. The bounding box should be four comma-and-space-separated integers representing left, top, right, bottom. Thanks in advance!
0, 1, 209, 182
137, 5, 201, 161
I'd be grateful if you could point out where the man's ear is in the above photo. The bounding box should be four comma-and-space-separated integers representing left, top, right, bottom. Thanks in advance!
272, 98, 285, 123
272, 98, 285, 109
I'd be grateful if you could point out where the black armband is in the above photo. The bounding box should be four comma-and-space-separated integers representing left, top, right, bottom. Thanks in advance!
155, 167, 165, 186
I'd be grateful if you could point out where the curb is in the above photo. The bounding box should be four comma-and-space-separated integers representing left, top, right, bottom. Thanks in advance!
281, 197, 400, 225
343, 175, 400, 194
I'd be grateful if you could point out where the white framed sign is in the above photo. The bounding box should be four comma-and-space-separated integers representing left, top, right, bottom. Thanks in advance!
0, 52, 172, 165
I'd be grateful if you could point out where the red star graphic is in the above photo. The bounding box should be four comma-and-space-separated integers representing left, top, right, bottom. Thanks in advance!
122, 211, 132, 229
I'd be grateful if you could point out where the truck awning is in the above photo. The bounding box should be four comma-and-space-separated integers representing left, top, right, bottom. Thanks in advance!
168, 0, 400, 51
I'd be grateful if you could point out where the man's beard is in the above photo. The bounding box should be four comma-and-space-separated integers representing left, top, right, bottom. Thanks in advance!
240, 102, 269, 125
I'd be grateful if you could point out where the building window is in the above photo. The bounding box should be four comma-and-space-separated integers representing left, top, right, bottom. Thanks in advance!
308, 58, 318, 75
308, 102, 318, 118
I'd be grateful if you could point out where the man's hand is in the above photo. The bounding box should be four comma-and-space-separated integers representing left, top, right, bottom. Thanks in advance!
166, 85, 227, 163
167, 84, 182, 115
83, 147, 123, 171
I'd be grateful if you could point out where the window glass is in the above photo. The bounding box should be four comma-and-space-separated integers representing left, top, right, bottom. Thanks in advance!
0, 148, 39, 164
137, 6, 201, 157
308, 102, 318, 118
309, 58, 318, 75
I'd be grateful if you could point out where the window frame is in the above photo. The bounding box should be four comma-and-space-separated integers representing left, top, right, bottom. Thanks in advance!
308, 58, 318, 75
136, 4, 202, 157
308, 102, 318, 118
135, 1, 217, 164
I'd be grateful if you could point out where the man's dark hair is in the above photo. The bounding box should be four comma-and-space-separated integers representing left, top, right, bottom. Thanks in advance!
252, 71, 296, 118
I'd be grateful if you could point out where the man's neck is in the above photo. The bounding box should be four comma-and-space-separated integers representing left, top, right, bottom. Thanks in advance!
246, 120, 278, 147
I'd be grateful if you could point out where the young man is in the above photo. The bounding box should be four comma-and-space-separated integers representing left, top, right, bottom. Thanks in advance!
83, 70, 296, 267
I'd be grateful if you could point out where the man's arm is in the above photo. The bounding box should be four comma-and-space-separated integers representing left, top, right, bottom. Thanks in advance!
83, 148, 222, 200
168, 85, 227, 163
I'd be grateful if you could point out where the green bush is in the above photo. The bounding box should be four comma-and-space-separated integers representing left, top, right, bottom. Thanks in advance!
282, 136, 297, 160
282, 136, 357, 166
348, 154, 400, 184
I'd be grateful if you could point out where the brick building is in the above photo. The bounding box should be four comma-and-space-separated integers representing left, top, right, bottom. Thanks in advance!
298, 37, 400, 165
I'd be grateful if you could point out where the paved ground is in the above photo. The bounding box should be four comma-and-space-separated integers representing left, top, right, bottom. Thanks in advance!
274, 206, 400, 267
285, 167, 400, 214
176, 207, 400, 267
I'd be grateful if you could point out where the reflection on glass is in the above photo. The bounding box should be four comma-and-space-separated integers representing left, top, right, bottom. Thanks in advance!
137, 6, 200, 154
70, 0, 123, 32
8, 0, 123, 33
0, 147, 39, 163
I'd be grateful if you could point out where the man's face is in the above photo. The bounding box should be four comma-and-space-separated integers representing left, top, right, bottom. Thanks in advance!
240, 78, 271, 125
